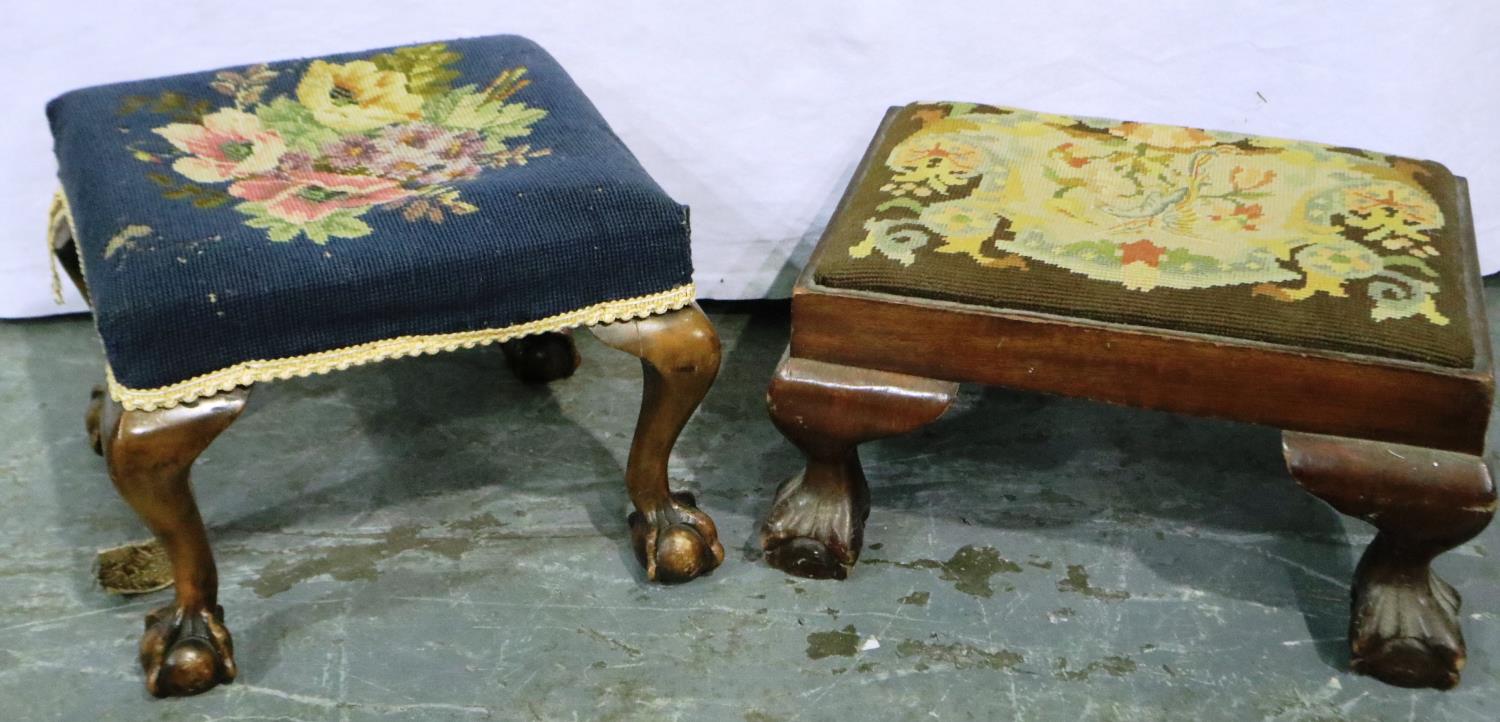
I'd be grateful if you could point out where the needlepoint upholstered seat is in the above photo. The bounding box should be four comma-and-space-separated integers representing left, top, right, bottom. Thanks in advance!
762, 102, 1493, 690
48, 35, 724, 697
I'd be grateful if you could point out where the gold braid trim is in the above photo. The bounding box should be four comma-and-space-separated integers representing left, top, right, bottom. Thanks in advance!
47, 189, 76, 304
106, 283, 697, 411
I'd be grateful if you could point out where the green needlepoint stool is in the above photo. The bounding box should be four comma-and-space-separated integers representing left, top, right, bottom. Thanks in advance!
759, 102, 1493, 690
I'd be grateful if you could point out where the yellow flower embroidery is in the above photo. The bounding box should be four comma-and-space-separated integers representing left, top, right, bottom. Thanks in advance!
296, 60, 424, 132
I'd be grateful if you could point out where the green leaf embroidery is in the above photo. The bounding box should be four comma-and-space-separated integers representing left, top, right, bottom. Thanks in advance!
1059, 240, 1121, 262
306, 210, 374, 244
875, 197, 926, 214
1382, 254, 1439, 277
236, 202, 373, 244
434, 85, 548, 140
483, 103, 548, 140
237, 203, 302, 242
145, 172, 234, 208
1159, 248, 1221, 273
118, 91, 214, 123
256, 97, 341, 152
371, 43, 461, 97
419, 85, 470, 124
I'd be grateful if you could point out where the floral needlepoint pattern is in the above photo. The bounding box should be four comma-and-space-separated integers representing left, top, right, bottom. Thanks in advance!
817, 102, 1477, 368
848, 104, 1455, 327
49, 35, 696, 408
120, 43, 552, 243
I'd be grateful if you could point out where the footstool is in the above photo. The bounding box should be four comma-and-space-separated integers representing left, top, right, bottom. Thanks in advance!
759, 102, 1494, 689
46, 35, 724, 697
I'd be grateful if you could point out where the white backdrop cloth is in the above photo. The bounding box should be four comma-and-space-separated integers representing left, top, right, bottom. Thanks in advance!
5, 0, 1497, 317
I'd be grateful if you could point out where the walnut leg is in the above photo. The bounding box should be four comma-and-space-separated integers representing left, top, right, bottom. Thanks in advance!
1284, 431, 1496, 689
501, 331, 580, 384
760, 355, 957, 580
590, 303, 724, 583
102, 388, 248, 697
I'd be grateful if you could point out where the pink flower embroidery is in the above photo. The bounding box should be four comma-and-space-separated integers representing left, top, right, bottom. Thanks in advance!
230, 171, 409, 223
153, 109, 286, 182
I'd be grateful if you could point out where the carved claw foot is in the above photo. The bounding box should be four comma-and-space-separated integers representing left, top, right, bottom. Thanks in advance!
629, 491, 724, 584
1285, 431, 1494, 689
592, 305, 724, 584
103, 387, 246, 697
760, 355, 956, 581
759, 470, 868, 580
86, 385, 104, 455
139, 603, 236, 697
1349, 556, 1465, 689
501, 332, 580, 384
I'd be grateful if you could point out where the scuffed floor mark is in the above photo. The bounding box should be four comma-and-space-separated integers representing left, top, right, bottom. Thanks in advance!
578, 627, 642, 657
1053, 655, 1138, 680
446, 512, 506, 533
899, 591, 930, 606
806, 625, 860, 659
1256, 677, 1353, 721
247, 524, 472, 597
1035, 489, 1086, 508
896, 637, 1023, 671
1057, 564, 1130, 602
866, 545, 1022, 597
231, 683, 493, 716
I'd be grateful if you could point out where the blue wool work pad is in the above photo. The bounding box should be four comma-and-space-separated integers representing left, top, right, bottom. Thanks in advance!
47, 35, 694, 410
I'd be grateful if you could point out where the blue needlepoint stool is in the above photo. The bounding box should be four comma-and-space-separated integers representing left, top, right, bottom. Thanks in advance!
47, 35, 724, 697
49, 34, 696, 406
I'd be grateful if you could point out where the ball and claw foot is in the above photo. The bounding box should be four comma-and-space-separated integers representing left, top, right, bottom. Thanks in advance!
86, 386, 104, 455
1349, 560, 1466, 689
629, 492, 724, 584
139, 603, 237, 697
758, 471, 867, 581
1283, 431, 1493, 689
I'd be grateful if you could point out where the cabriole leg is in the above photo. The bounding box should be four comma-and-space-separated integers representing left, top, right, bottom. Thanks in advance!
1284, 431, 1495, 689
102, 388, 247, 697
590, 304, 724, 583
759, 355, 956, 580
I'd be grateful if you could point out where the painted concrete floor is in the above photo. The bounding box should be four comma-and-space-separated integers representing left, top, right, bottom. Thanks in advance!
3, 285, 1500, 722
